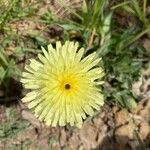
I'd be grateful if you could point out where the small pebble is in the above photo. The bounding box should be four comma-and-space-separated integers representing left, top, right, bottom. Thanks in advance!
139, 122, 150, 140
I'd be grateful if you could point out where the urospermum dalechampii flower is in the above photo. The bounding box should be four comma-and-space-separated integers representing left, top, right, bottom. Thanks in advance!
21, 41, 104, 128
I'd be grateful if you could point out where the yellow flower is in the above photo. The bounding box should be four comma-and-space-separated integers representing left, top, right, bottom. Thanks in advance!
21, 41, 104, 128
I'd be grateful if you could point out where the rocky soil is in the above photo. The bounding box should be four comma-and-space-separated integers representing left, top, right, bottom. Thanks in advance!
0, 0, 150, 149
1, 98, 150, 150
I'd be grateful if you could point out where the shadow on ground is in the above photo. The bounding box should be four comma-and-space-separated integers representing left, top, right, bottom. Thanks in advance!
96, 134, 150, 150
0, 78, 22, 106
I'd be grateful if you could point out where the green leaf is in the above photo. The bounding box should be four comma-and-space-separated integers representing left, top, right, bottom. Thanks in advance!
0, 67, 6, 84
0, 50, 8, 66
82, 0, 88, 14
101, 12, 112, 35
111, 1, 131, 10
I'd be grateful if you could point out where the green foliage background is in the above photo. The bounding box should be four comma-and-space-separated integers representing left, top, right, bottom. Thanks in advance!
0, 0, 150, 106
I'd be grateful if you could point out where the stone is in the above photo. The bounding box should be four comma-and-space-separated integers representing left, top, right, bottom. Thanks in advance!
79, 120, 107, 150
115, 123, 135, 145
21, 110, 41, 128
115, 109, 128, 126
79, 123, 98, 150
69, 132, 81, 150
112, 106, 119, 114
60, 128, 67, 147
139, 122, 150, 140
51, 143, 61, 150
139, 108, 150, 122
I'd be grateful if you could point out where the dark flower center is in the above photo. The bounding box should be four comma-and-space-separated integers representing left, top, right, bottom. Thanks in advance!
65, 84, 71, 90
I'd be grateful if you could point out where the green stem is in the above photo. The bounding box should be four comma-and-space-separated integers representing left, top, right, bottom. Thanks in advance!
111, 1, 131, 10
143, 0, 147, 17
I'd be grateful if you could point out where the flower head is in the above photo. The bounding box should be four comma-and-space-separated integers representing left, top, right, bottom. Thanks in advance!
21, 41, 104, 128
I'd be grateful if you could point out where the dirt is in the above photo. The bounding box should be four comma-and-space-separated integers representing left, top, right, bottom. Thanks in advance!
1, 94, 150, 150
0, 1, 150, 150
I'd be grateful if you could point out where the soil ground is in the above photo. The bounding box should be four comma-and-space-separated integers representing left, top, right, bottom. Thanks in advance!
0, 0, 150, 150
